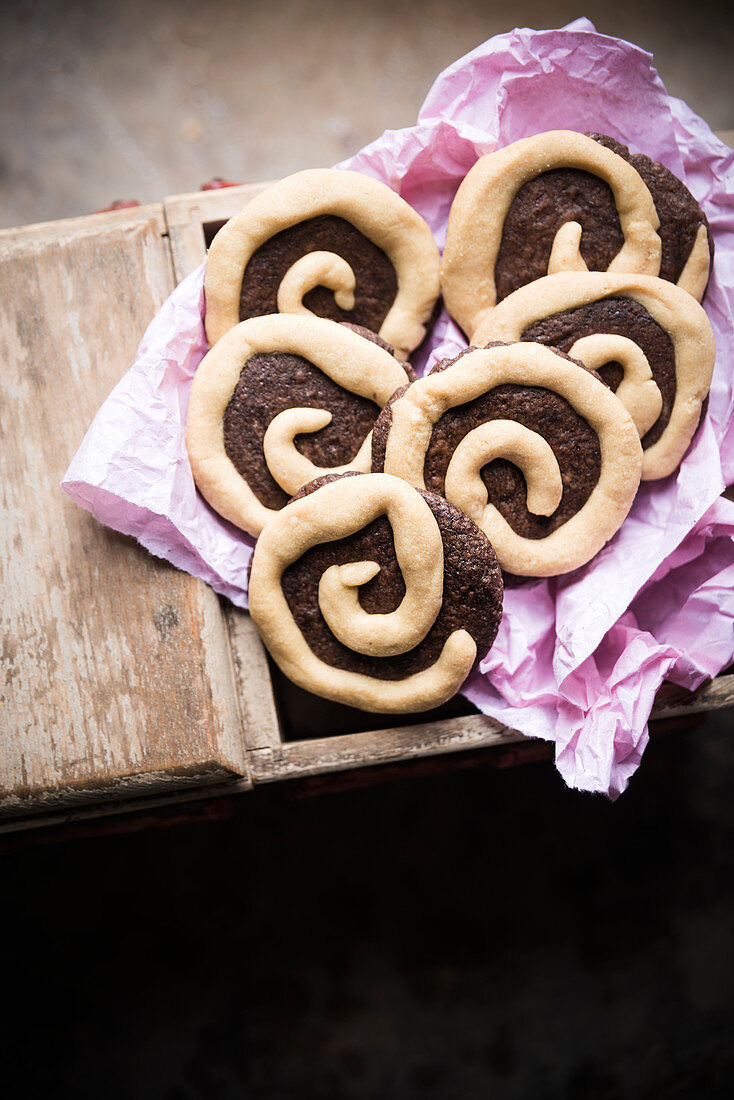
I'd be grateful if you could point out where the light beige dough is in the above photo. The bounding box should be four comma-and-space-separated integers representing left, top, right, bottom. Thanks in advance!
204, 167, 441, 361
677, 223, 711, 302
186, 314, 410, 537
248, 473, 477, 713
382, 342, 643, 577
441, 131, 662, 338
472, 271, 716, 480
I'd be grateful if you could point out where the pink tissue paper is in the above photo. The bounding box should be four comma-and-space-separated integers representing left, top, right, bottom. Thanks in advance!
63, 19, 734, 798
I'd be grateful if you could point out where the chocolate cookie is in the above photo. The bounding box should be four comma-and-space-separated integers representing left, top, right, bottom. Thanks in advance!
248, 472, 504, 713
588, 133, 712, 300
441, 130, 662, 339
186, 315, 412, 536
204, 168, 441, 360
373, 342, 643, 577
473, 272, 715, 481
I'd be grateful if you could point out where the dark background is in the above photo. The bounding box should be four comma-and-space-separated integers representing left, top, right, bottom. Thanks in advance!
2, 716, 734, 1098
2, 1, 734, 1095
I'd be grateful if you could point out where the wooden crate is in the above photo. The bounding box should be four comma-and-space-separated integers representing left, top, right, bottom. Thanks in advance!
0, 204, 250, 833
2, 169, 734, 833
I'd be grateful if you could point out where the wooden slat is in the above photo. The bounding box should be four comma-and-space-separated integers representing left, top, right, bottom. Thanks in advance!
0, 202, 168, 245
248, 675, 734, 784
652, 674, 734, 719
164, 184, 282, 755
225, 611, 281, 751
249, 713, 520, 783
0, 205, 249, 821
0, 773, 251, 839
164, 183, 272, 276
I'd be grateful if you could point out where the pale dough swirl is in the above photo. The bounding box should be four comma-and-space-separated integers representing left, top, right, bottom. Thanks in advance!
276, 252, 356, 315
248, 473, 478, 713
381, 342, 643, 577
472, 271, 715, 481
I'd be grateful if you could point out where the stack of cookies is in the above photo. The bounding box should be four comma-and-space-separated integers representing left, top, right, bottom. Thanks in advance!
187, 131, 716, 713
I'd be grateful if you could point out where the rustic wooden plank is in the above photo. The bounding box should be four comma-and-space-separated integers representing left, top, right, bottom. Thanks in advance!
252, 673, 734, 784
0, 205, 249, 822
249, 714, 522, 784
249, 672, 734, 785
0, 202, 168, 246
225, 610, 281, 751
164, 185, 282, 754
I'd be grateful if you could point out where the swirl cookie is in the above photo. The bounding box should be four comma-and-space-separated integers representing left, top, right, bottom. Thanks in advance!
186, 315, 412, 537
373, 342, 643, 577
472, 272, 715, 481
248, 472, 503, 713
441, 131, 662, 338
205, 168, 441, 361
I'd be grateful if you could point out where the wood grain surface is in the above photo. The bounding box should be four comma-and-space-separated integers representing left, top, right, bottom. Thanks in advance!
0, 204, 249, 822
165, 183, 283, 758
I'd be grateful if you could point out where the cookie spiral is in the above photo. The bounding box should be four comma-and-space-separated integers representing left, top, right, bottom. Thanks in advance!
373, 342, 643, 577
441, 130, 662, 338
472, 272, 715, 481
205, 168, 441, 360
186, 315, 411, 536
248, 473, 503, 713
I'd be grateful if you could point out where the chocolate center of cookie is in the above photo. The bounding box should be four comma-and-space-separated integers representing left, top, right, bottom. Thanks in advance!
422, 384, 602, 539
281, 491, 502, 681
521, 297, 676, 449
494, 169, 625, 302
223, 352, 382, 509
239, 214, 399, 332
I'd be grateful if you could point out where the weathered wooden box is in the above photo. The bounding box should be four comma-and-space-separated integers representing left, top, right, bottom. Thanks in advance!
2, 177, 733, 833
